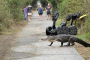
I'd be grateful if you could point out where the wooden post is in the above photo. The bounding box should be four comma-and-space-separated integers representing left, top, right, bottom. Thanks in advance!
80, 20, 84, 34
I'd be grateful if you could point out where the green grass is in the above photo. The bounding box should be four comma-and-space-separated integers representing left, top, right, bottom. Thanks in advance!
56, 20, 60, 26
56, 19, 90, 40
56, 18, 90, 41
56, 19, 65, 26
77, 32, 90, 40
76, 34, 86, 39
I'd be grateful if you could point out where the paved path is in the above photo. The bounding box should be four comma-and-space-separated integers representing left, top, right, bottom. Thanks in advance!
6, 11, 84, 60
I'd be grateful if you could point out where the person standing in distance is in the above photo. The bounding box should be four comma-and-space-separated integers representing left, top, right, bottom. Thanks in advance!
27, 4, 32, 21
24, 6, 28, 21
45, 3, 52, 20
38, 5, 43, 21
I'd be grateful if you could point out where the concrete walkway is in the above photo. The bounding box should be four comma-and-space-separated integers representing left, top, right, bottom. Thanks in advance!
7, 11, 84, 60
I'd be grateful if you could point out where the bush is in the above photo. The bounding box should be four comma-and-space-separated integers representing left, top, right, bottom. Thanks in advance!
0, 23, 3, 31
0, 0, 32, 32
86, 32, 90, 40
0, 0, 11, 31
49, 0, 90, 33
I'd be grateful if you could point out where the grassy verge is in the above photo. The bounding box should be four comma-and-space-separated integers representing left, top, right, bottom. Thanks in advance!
0, 20, 28, 60
56, 19, 90, 60
0, 21, 28, 35
74, 34, 90, 60
56, 19, 65, 26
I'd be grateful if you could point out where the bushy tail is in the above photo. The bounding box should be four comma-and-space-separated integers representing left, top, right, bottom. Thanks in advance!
76, 38, 90, 47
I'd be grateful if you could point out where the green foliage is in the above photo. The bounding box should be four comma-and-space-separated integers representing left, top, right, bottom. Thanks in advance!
7, 0, 32, 21
86, 32, 90, 40
84, 16, 90, 33
0, 23, 3, 31
40, 0, 48, 7
77, 34, 86, 40
48, 0, 90, 40
77, 32, 90, 40
0, 0, 11, 30
31, 0, 38, 8
48, 0, 88, 17
0, 0, 32, 32
57, 0, 66, 16
57, 0, 87, 17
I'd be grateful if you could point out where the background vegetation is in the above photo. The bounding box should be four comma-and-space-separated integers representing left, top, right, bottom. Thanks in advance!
0, 0, 32, 33
0, 0, 90, 59
47, 0, 90, 40
0, 0, 90, 39
40, 0, 48, 8
47, 1, 90, 59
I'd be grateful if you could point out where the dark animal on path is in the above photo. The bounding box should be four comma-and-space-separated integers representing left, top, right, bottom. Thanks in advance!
41, 35, 90, 47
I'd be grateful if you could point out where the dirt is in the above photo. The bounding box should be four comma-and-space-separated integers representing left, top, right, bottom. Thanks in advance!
0, 21, 28, 60
0, 21, 90, 60
0, 34, 17, 60
74, 40, 90, 60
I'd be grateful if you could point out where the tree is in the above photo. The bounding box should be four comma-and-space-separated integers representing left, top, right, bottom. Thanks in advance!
0, 0, 32, 32
7, 0, 32, 21
40, 0, 48, 7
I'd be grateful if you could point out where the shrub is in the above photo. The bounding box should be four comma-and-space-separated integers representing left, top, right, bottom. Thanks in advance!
0, 0, 32, 32
86, 32, 90, 40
